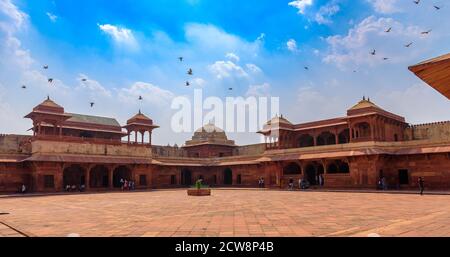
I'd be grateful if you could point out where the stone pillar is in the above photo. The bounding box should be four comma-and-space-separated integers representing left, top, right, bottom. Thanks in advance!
109, 168, 114, 189
54, 167, 63, 192
135, 131, 138, 143
86, 169, 90, 190
141, 131, 145, 144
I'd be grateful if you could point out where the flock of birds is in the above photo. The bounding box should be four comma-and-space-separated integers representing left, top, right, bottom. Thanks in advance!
20, 0, 443, 107
369, 1, 442, 62
178, 56, 233, 91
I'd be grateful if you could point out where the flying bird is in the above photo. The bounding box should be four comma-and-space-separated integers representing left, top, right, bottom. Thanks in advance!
304, 66, 309, 70
370, 49, 376, 55
385, 27, 392, 33
48, 78, 54, 83
434, 5, 441, 10
383, 57, 389, 60
413, 0, 420, 4
81, 78, 87, 82
405, 42, 413, 47
421, 29, 432, 34
43, 65, 49, 69
90, 102, 95, 108
187, 68, 193, 75
178, 57, 184, 62
21, 85, 26, 89
139, 96, 143, 101
229, 88, 233, 91
185, 81, 190, 87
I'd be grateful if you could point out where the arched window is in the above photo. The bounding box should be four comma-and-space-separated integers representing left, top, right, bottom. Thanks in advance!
317, 131, 336, 146
338, 129, 350, 144
354, 122, 371, 138
283, 162, 301, 175
298, 134, 314, 147
338, 162, 350, 173
327, 163, 339, 173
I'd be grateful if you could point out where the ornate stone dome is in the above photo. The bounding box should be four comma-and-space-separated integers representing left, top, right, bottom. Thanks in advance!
185, 123, 235, 147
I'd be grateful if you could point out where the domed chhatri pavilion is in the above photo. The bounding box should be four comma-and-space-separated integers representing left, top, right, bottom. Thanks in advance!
0, 95, 449, 192
183, 123, 236, 158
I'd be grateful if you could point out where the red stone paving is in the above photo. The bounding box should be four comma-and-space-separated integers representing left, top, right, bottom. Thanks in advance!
0, 189, 450, 237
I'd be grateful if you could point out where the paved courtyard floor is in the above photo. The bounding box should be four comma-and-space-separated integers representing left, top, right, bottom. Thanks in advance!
1, 189, 450, 237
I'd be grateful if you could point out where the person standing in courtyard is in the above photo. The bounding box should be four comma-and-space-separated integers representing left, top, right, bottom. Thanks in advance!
418, 177, 425, 195
288, 178, 294, 190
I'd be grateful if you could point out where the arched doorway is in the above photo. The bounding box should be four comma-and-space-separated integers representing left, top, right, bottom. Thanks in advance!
113, 166, 132, 188
223, 168, 233, 185
181, 169, 192, 186
305, 164, 317, 185
327, 163, 339, 173
63, 165, 86, 187
317, 131, 336, 146
90, 165, 109, 188
338, 162, 350, 173
298, 134, 314, 147
354, 122, 371, 139
338, 129, 350, 144
283, 162, 301, 175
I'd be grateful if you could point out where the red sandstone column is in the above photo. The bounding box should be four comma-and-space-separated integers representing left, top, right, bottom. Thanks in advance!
108, 168, 114, 189
86, 169, 90, 190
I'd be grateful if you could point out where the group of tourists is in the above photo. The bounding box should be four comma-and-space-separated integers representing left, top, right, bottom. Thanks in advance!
119, 178, 136, 191
65, 184, 86, 192
288, 174, 325, 190
257, 177, 265, 188
377, 176, 425, 195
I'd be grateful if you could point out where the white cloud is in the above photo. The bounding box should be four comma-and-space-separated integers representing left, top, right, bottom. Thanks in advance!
288, 0, 313, 14
287, 39, 298, 52
208, 60, 248, 80
246, 83, 271, 97
375, 83, 450, 123
323, 16, 425, 69
185, 23, 260, 54
118, 82, 175, 107
76, 74, 111, 97
98, 23, 137, 48
366, 0, 401, 14
256, 33, 266, 41
246, 63, 262, 74
225, 52, 240, 62
0, 0, 27, 31
192, 77, 206, 87
46, 12, 58, 22
315, 3, 340, 25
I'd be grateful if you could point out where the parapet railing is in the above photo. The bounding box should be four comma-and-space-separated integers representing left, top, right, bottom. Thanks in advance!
31, 135, 150, 147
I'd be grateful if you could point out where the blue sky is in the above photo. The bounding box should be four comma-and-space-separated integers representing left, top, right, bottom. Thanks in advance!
0, 0, 449, 145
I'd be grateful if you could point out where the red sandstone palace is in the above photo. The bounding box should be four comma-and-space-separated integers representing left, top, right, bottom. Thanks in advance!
0, 93, 449, 193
